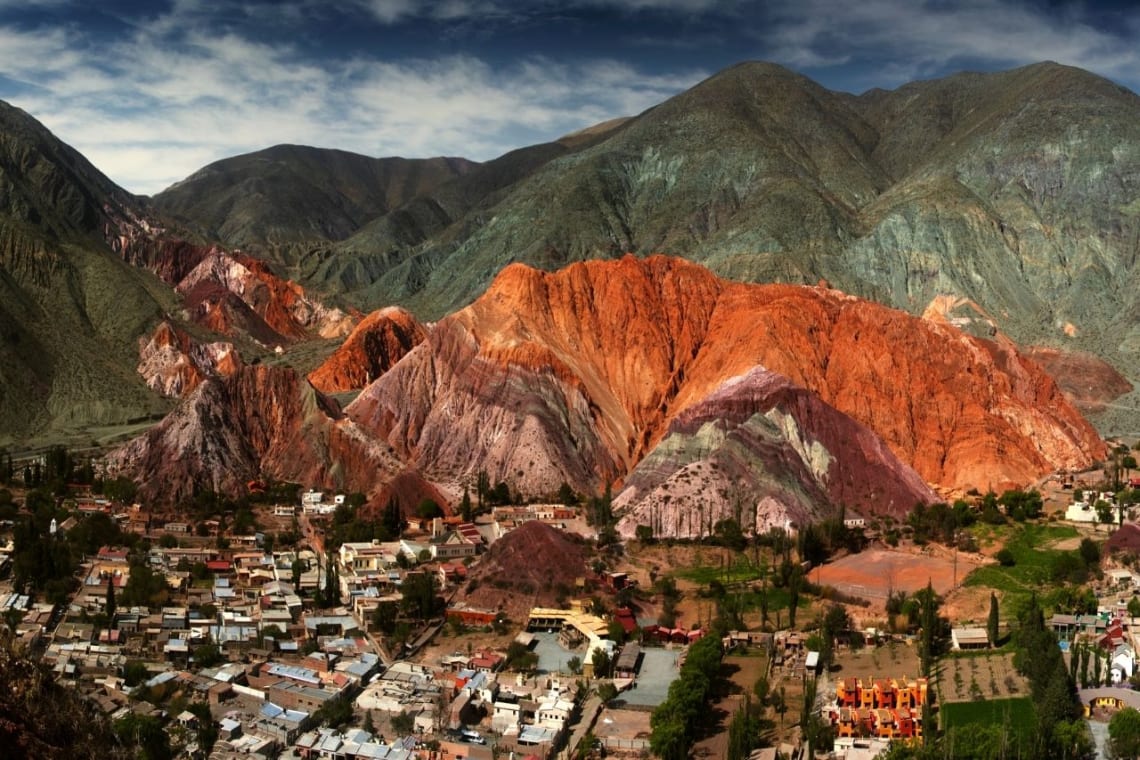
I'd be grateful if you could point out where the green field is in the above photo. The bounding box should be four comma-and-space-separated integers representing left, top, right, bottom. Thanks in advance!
940, 697, 1036, 745
672, 556, 808, 610
673, 557, 765, 585
964, 524, 1079, 594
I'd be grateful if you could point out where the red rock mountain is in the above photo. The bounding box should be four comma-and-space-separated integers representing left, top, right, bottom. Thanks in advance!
117, 257, 1104, 523
136, 321, 242, 398
308, 307, 427, 393
614, 366, 938, 537
110, 365, 402, 503
349, 256, 1103, 500
108, 215, 355, 347
458, 520, 592, 617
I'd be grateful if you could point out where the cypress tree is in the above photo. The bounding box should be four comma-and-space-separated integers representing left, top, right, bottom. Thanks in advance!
987, 592, 999, 646
106, 574, 116, 625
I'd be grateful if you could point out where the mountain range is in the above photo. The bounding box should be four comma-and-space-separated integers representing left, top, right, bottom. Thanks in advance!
150, 60, 1140, 432
1, 60, 1135, 529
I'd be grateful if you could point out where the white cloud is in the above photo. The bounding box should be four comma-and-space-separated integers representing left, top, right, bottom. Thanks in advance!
759, 0, 1140, 89
0, 16, 705, 194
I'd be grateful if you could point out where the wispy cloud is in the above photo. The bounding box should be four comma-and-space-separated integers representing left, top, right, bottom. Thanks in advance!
758, 0, 1140, 90
0, 7, 706, 194
2, 0, 1139, 196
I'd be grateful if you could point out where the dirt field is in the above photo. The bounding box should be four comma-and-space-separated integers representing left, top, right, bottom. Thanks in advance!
692, 651, 771, 759
830, 641, 924, 684
814, 547, 985, 604
938, 653, 1028, 703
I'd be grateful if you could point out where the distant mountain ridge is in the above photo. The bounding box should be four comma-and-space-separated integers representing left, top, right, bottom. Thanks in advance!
152, 144, 475, 254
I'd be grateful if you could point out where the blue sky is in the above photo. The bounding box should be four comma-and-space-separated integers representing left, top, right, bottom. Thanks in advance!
1, 0, 1138, 195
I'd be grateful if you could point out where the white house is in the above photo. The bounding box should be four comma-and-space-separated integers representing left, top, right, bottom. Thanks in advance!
536, 694, 573, 730
1065, 502, 1098, 523
1112, 646, 1135, 684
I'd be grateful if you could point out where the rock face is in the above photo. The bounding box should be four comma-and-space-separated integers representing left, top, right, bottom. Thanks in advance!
110, 365, 402, 504
136, 321, 242, 397
348, 256, 1104, 526
614, 367, 938, 538
308, 307, 427, 393
117, 256, 1104, 522
1025, 347, 1133, 414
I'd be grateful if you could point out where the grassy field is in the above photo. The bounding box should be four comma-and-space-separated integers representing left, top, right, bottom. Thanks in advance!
672, 556, 807, 611
673, 556, 765, 585
964, 524, 1079, 594
940, 696, 1035, 743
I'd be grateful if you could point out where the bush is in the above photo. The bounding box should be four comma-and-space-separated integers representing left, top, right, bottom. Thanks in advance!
996, 548, 1015, 566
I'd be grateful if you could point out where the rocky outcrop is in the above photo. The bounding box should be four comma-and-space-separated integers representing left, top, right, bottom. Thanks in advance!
109, 365, 403, 504
136, 321, 242, 397
349, 256, 1105, 512
614, 367, 938, 539
108, 213, 356, 346
309, 307, 427, 393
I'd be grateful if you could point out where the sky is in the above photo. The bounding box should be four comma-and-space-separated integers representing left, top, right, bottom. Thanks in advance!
1, 0, 1138, 195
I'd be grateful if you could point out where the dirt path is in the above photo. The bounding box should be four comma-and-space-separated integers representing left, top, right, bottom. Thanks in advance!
692, 652, 770, 759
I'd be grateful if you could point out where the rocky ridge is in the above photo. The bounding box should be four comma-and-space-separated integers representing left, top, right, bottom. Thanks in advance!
308, 306, 427, 393
113, 257, 1104, 530
136, 321, 242, 398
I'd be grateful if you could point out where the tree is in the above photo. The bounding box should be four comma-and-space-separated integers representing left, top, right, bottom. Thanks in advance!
314, 696, 354, 729
389, 711, 414, 734
714, 517, 746, 551
635, 524, 655, 544
459, 489, 473, 522
505, 641, 539, 672
321, 551, 339, 606
372, 601, 399, 635
726, 694, 760, 760
787, 565, 803, 628
193, 642, 223, 667
995, 547, 1016, 566
597, 681, 619, 704
380, 498, 404, 539
916, 582, 941, 677
416, 499, 443, 519
400, 572, 441, 621
123, 659, 150, 687
557, 481, 578, 505
987, 592, 999, 646
591, 647, 612, 678
1080, 537, 1102, 568
1108, 707, 1140, 759
476, 470, 490, 511
567, 656, 582, 675
1097, 500, 1115, 530
820, 604, 850, 670
114, 713, 171, 760
188, 701, 218, 754
106, 575, 116, 624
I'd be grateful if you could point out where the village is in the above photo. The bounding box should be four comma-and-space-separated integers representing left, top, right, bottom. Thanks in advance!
2, 454, 1140, 760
